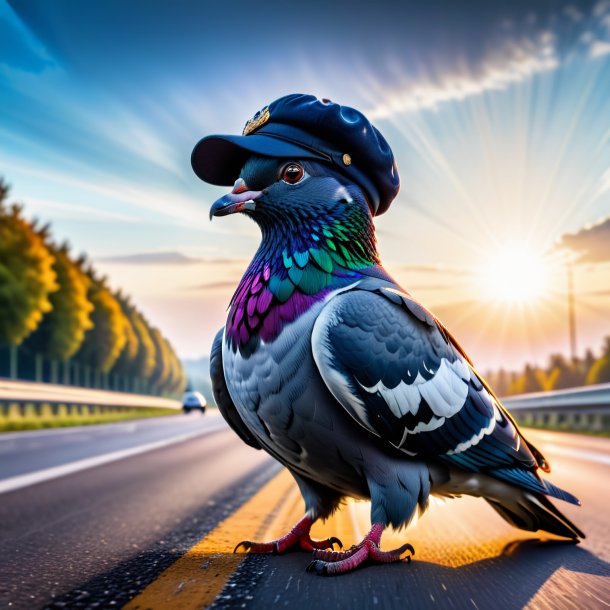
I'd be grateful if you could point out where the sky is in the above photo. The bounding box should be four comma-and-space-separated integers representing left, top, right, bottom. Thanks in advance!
1, 0, 610, 369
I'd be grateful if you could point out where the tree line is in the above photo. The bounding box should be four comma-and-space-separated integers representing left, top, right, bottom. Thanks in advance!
0, 178, 186, 395
485, 337, 610, 397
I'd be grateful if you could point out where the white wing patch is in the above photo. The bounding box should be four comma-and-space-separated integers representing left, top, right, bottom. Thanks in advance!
312, 303, 373, 431
446, 394, 500, 455
357, 357, 470, 422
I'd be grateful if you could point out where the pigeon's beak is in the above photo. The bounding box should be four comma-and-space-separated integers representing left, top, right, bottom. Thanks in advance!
209, 178, 264, 220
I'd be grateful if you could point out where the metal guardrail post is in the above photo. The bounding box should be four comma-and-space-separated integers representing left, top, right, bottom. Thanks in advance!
9, 346, 18, 380
35, 354, 43, 382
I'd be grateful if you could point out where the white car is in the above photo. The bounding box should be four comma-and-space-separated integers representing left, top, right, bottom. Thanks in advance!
182, 391, 207, 413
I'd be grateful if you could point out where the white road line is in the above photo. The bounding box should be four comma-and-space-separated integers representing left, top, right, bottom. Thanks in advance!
545, 444, 610, 466
0, 420, 227, 495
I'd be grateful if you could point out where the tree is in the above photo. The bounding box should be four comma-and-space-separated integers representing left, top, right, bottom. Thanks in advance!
164, 343, 187, 394
149, 326, 171, 392
486, 369, 509, 397
546, 353, 584, 390
109, 293, 140, 380
75, 275, 127, 373
507, 364, 544, 395
586, 337, 610, 385
583, 349, 597, 385
0, 174, 185, 390
23, 244, 93, 360
130, 310, 157, 380
0, 190, 57, 346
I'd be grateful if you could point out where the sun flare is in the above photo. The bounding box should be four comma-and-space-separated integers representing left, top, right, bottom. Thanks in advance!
481, 245, 550, 305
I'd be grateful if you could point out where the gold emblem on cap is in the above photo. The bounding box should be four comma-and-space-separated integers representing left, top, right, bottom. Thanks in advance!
242, 106, 270, 136
342, 153, 352, 166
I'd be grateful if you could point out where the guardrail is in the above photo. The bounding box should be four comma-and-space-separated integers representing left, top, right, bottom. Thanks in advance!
501, 383, 610, 431
0, 378, 180, 418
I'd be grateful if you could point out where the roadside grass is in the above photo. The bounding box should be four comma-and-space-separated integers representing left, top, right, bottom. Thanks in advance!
0, 407, 180, 432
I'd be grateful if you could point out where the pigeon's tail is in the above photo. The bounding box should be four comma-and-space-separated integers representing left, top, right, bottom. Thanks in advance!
433, 468, 585, 541
485, 491, 585, 541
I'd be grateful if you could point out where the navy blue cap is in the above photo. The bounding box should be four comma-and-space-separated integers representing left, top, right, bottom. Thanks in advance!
191, 94, 400, 216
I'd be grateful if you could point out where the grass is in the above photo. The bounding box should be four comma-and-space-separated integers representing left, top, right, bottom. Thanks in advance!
0, 407, 181, 432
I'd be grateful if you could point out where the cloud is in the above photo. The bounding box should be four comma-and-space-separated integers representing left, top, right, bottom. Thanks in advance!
99, 251, 203, 265
555, 216, 610, 262
363, 2, 610, 118
589, 39, 610, 56
367, 35, 559, 118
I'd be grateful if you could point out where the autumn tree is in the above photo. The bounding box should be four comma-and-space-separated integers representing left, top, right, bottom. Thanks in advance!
149, 326, 171, 392
23, 244, 93, 360
546, 354, 584, 390
109, 293, 140, 384
586, 337, 610, 385
75, 274, 127, 373
0, 185, 57, 346
507, 364, 544, 395
583, 349, 597, 384
0, 175, 185, 391
130, 310, 157, 381
164, 343, 186, 394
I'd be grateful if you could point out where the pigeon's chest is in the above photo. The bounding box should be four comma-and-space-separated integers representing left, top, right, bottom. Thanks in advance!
222, 302, 326, 447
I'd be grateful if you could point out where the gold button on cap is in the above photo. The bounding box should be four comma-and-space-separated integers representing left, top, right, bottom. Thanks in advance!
342, 153, 352, 166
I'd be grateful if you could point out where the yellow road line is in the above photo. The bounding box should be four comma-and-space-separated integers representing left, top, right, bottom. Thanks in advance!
125, 466, 539, 609
124, 469, 299, 610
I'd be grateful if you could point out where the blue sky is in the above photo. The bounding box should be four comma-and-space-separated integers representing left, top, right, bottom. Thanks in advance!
1, 0, 610, 367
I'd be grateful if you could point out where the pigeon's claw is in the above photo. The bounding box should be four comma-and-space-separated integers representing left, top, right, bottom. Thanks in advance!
233, 515, 342, 555
233, 540, 279, 554
307, 523, 414, 576
315, 536, 344, 550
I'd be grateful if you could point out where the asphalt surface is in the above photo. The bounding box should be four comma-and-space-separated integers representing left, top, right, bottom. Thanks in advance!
1, 419, 609, 609
0, 412, 224, 480
0, 413, 279, 609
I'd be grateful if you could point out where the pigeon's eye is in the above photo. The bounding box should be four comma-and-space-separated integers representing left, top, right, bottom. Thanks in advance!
281, 163, 305, 185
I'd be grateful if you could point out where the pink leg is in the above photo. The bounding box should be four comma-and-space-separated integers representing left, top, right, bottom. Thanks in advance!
234, 515, 343, 555
307, 523, 414, 575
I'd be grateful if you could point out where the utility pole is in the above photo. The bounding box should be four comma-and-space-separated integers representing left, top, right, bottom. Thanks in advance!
567, 263, 577, 361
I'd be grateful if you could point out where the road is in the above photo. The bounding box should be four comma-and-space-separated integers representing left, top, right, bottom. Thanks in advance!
1, 417, 609, 609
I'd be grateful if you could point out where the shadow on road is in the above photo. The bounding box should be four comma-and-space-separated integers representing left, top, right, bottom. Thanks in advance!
208, 537, 610, 610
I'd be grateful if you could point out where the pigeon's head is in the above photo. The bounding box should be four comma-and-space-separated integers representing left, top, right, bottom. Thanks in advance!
192, 94, 400, 225
208, 155, 372, 233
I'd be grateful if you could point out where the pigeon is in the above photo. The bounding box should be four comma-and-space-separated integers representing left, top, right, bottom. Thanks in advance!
194, 95, 584, 576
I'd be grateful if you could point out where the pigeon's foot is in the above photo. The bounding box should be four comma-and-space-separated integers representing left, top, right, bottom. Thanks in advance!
307, 523, 414, 576
234, 515, 343, 555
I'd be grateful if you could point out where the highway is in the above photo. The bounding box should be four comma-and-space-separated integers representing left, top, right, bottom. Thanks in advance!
1, 414, 609, 609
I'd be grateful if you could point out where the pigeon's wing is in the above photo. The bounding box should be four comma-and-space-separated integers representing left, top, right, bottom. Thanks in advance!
210, 328, 261, 450
312, 287, 556, 492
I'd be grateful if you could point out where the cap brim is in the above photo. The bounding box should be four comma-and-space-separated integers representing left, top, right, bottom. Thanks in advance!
191, 134, 328, 186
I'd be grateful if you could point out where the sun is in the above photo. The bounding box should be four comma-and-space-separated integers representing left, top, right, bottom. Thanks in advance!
480, 244, 550, 304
